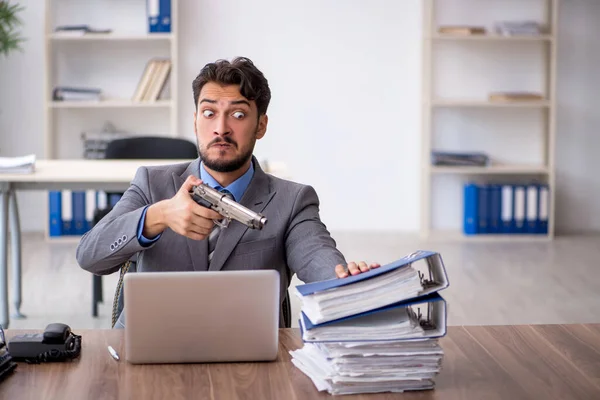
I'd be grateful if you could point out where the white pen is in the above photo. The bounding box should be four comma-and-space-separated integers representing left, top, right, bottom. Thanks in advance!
108, 345, 120, 361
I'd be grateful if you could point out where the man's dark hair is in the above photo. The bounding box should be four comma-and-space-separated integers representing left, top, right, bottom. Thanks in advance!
192, 57, 271, 116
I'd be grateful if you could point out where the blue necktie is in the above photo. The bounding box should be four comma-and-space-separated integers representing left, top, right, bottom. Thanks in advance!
207, 188, 233, 263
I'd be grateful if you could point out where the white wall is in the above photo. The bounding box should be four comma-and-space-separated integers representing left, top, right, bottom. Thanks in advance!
0, 0, 598, 234
555, 0, 600, 233
176, 0, 422, 232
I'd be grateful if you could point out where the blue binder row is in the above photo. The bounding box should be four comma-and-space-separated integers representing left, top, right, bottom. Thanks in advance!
48, 190, 122, 237
463, 183, 549, 235
147, 0, 171, 33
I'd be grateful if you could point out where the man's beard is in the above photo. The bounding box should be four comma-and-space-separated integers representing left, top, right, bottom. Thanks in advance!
198, 135, 255, 173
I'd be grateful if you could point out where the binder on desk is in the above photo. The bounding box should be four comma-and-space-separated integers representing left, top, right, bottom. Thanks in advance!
299, 292, 447, 343
295, 250, 449, 325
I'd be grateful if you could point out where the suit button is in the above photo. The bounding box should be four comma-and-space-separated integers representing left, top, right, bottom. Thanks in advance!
110, 244, 115, 251
122, 235, 127, 241
117, 238, 122, 245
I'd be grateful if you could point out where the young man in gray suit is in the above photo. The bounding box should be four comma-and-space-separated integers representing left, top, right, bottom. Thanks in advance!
76, 57, 379, 328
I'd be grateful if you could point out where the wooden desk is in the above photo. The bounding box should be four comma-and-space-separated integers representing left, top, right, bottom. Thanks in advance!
1, 325, 599, 399
0, 159, 191, 328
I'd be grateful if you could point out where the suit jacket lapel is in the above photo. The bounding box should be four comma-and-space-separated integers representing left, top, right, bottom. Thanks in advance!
172, 158, 209, 271
208, 158, 276, 271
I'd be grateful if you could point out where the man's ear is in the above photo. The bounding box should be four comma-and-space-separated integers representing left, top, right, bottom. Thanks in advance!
256, 114, 268, 139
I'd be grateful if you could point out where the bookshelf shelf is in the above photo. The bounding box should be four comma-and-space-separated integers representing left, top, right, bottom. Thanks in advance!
431, 34, 554, 42
49, 33, 174, 41
432, 99, 551, 108
430, 165, 549, 175
427, 230, 551, 242
421, 0, 558, 242
50, 100, 173, 109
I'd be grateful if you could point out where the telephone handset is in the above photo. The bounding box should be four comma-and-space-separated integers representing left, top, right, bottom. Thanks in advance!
7, 323, 82, 363
0, 324, 17, 381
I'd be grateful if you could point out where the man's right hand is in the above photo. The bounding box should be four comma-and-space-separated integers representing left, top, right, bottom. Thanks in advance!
143, 176, 223, 240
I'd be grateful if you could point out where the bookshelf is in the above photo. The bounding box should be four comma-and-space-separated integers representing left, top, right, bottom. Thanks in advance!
43, 0, 178, 240
421, 0, 558, 241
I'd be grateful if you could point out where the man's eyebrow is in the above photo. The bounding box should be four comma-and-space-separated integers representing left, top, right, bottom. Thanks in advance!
198, 99, 250, 107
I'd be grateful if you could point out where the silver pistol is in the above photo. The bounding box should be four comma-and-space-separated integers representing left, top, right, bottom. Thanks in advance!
190, 183, 267, 230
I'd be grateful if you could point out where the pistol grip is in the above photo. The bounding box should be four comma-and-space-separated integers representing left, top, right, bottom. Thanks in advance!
191, 194, 213, 209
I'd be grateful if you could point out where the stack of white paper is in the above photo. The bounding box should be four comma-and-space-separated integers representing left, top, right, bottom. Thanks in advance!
300, 305, 429, 342
291, 250, 450, 395
0, 154, 36, 174
290, 338, 444, 395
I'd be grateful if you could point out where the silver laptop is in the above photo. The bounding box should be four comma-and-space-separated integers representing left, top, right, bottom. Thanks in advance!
123, 269, 280, 364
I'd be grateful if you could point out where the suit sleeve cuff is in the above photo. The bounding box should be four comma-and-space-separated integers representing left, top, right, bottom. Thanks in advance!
137, 205, 161, 247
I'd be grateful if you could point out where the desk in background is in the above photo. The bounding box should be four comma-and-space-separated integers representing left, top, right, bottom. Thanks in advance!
1, 325, 599, 399
0, 159, 192, 328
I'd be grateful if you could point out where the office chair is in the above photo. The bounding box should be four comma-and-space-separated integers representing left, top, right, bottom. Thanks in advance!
92, 136, 198, 317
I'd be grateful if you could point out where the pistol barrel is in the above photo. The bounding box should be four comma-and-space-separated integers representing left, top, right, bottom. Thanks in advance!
191, 184, 267, 230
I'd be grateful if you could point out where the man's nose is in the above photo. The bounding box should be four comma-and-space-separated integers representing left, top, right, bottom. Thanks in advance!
213, 115, 231, 136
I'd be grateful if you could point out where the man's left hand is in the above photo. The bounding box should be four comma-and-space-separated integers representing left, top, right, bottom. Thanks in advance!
335, 261, 380, 278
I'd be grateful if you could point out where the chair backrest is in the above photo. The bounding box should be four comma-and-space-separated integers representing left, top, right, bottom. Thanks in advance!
104, 136, 198, 160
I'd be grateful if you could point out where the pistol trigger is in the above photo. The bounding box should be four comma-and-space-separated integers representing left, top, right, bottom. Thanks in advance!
213, 218, 230, 229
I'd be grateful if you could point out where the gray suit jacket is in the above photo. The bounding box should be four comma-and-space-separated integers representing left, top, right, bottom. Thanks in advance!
76, 156, 346, 328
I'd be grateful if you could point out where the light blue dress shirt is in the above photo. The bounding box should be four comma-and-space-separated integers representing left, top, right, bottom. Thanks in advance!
136, 161, 255, 246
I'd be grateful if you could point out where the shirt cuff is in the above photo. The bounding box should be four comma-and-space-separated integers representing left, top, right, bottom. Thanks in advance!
137, 205, 161, 247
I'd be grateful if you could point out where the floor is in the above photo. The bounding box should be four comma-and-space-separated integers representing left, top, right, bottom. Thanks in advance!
5, 232, 600, 330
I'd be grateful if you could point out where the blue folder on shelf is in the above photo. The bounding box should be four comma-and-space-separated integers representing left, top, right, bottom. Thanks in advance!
525, 185, 539, 234
72, 191, 87, 235
295, 250, 449, 325
477, 184, 488, 234
538, 184, 549, 234
463, 183, 478, 235
299, 292, 447, 343
48, 191, 62, 237
147, 0, 171, 33
488, 184, 501, 234
500, 185, 514, 233
61, 189, 73, 235
513, 185, 527, 234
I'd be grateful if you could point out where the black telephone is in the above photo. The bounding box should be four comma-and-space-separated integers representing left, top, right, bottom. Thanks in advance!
0, 325, 17, 381
7, 323, 82, 363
